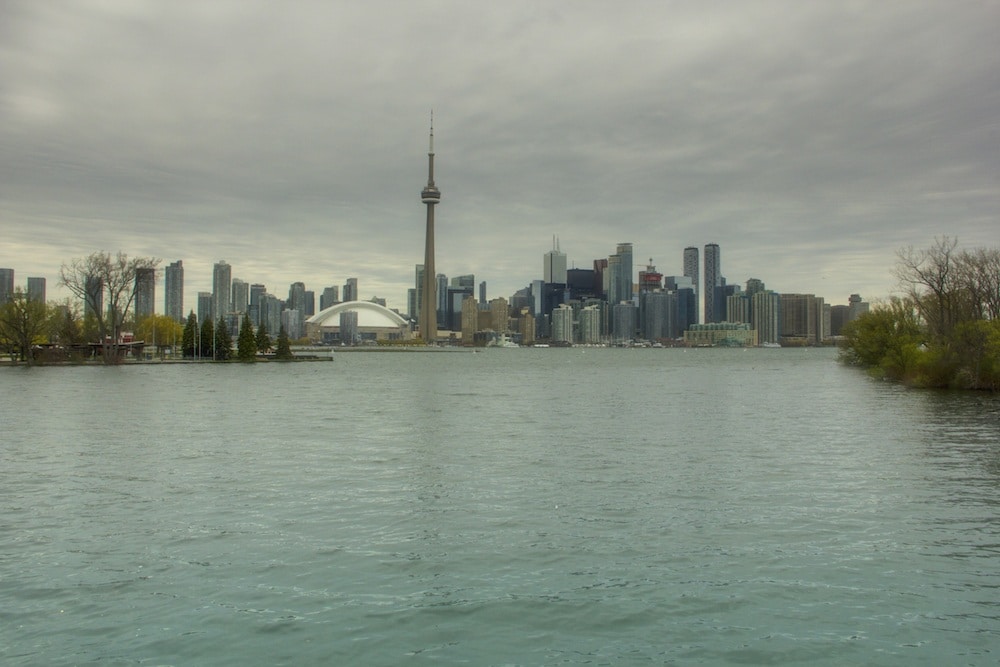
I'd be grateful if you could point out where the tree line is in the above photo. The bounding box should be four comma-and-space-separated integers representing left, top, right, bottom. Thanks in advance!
178, 311, 292, 361
840, 237, 1000, 390
1, 251, 294, 364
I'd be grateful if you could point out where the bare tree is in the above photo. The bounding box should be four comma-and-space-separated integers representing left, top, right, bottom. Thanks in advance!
59, 251, 159, 363
894, 236, 960, 339
955, 246, 1000, 322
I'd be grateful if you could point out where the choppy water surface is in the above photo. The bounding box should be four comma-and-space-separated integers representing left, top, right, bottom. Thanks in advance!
2, 348, 999, 665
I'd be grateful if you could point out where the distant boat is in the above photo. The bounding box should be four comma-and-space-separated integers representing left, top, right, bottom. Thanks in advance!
491, 333, 520, 348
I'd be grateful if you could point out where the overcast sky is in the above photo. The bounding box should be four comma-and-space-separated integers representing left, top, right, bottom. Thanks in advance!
3, 1, 998, 313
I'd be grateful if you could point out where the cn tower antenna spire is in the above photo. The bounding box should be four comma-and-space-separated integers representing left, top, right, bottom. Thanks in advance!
429, 110, 434, 154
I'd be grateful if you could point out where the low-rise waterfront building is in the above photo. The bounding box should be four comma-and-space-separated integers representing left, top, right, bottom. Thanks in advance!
683, 322, 758, 347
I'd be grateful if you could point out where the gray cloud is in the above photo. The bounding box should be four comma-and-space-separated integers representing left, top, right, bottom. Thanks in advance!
2, 1, 997, 311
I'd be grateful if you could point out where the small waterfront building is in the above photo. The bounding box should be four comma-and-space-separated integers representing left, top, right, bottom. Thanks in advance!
683, 322, 758, 347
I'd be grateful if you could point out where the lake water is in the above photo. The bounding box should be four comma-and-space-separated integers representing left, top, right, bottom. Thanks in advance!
2, 348, 999, 665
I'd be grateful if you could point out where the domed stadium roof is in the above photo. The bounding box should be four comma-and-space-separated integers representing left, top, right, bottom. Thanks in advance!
306, 300, 409, 329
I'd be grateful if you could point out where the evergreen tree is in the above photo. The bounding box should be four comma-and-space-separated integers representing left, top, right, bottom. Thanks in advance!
215, 316, 232, 361
275, 324, 293, 360
237, 312, 257, 362
255, 319, 272, 354
182, 311, 197, 358
199, 317, 214, 359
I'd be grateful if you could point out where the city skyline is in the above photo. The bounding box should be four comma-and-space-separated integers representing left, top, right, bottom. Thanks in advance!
2, 237, 862, 332
3, 3, 997, 314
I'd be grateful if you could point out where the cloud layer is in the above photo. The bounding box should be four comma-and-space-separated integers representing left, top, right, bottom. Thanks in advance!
3, 1, 997, 311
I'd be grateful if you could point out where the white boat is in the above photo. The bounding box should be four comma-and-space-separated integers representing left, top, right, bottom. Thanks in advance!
491, 333, 520, 348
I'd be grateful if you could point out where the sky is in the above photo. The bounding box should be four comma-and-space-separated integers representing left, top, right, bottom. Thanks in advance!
3, 1, 998, 315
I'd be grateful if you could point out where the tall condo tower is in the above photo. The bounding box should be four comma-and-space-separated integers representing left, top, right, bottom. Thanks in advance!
683, 247, 699, 322
419, 115, 441, 342
0, 268, 14, 303
609, 243, 633, 305
134, 267, 156, 321
212, 260, 232, 322
164, 260, 184, 322
704, 243, 721, 323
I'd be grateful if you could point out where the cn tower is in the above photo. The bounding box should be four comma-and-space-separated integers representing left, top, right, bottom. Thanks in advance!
419, 114, 441, 343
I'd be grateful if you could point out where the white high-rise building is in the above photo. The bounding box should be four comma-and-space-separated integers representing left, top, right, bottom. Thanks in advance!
579, 305, 602, 344
544, 237, 567, 284
552, 304, 574, 344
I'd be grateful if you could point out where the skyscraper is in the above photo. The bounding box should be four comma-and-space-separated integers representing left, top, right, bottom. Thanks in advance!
287, 282, 307, 335
85, 275, 103, 319
165, 260, 184, 322
612, 302, 638, 344
212, 261, 231, 321
544, 237, 567, 284
321, 286, 339, 310
745, 278, 765, 297
288, 282, 306, 314
683, 247, 699, 320
726, 293, 751, 324
250, 283, 266, 325
419, 115, 441, 342
343, 278, 358, 302
413, 264, 425, 320
609, 244, 633, 309
611, 243, 633, 305
437, 273, 448, 329
664, 275, 696, 337
551, 304, 573, 344
490, 297, 509, 334
592, 258, 608, 299
197, 292, 212, 324
231, 279, 249, 315
641, 291, 672, 341
752, 290, 781, 345
461, 295, 478, 342
261, 293, 281, 337
27, 277, 46, 303
579, 305, 602, 344
134, 267, 156, 321
704, 243, 721, 323
607, 254, 621, 302
607, 243, 633, 335
0, 268, 14, 303
780, 293, 818, 345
